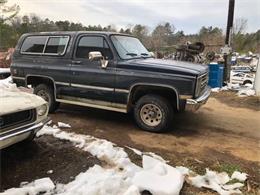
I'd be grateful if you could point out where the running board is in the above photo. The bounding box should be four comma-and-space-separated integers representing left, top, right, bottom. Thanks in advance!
56, 96, 127, 113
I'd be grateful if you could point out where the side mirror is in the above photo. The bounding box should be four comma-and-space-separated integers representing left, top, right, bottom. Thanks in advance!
89, 51, 103, 61
89, 51, 108, 69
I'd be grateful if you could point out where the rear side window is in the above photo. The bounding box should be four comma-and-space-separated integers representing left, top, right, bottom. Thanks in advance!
21, 35, 69, 55
44, 36, 69, 54
21, 36, 47, 53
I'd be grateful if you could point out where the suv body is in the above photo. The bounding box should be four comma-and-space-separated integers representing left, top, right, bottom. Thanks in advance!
11, 31, 210, 132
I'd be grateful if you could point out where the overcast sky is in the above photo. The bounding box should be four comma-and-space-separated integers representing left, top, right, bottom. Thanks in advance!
8, 0, 260, 34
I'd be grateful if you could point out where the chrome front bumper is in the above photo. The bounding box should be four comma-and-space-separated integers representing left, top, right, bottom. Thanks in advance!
0, 117, 50, 149
185, 86, 211, 112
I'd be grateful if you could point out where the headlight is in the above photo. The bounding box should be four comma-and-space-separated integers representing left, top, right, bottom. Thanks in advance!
37, 104, 48, 116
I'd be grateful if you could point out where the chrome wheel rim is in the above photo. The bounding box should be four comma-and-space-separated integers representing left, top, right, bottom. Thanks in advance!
37, 90, 50, 103
140, 104, 162, 127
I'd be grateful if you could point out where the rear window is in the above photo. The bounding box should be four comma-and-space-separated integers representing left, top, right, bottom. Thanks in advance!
21, 36, 47, 53
44, 36, 69, 54
21, 35, 69, 55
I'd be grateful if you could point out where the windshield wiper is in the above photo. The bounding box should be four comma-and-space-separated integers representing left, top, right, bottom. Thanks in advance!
126, 52, 138, 56
140, 53, 149, 56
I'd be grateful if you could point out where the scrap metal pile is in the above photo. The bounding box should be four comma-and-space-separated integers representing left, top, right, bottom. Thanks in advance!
0, 48, 14, 68
173, 42, 205, 63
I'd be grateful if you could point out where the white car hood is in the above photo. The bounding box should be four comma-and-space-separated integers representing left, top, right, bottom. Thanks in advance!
0, 89, 46, 115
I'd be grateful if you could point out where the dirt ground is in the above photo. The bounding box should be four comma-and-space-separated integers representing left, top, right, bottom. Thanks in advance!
1, 136, 101, 190
1, 92, 260, 194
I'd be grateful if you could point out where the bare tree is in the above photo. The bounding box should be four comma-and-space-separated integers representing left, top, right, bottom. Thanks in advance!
233, 18, 248, 35
151, 22, 175, 51
0, 0, 20, 23
232, 18, 248, 52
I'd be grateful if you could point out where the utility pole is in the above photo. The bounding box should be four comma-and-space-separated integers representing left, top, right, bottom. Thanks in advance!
222, 0, 235, 83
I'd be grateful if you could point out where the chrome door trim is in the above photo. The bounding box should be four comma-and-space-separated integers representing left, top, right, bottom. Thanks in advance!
12, 76, 25, 80
71, 83, 114, 92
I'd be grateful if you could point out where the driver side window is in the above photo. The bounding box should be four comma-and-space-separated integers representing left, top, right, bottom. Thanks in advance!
75, 36, 113, 60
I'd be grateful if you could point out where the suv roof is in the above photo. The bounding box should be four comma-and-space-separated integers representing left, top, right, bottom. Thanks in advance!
22, 31, 130, 37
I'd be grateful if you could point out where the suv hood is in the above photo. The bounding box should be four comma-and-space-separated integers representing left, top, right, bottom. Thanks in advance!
0, 89, 46, 115
119, 58, 208, 76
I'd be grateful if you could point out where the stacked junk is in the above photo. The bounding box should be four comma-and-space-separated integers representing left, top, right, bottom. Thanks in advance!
173, 42, 224, 88
0, 48, 14, 68
174, 42, 205, 63
172, 42, 258, 90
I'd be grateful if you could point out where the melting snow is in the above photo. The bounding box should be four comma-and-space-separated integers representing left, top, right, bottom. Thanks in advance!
47, 170, 54, 174
126, 146, 168, 163
55, 165, 135, 195
231, 171, 248, 182
58, 122, 71, 128
0, 178, 55, 195
1, 125, 248, 195
211, 83, 256, 97
188, 168, 244, 195
0, 68, 10, 73
132, 155, 184, 195
0, 76, 16, 89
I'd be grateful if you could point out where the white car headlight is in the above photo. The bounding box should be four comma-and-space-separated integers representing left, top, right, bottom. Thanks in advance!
37, 104, 48, 116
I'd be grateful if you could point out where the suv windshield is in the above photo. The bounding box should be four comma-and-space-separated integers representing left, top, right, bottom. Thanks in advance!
111, 35, 151, 59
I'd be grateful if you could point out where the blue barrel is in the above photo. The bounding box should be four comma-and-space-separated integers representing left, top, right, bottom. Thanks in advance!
208, 63, 224, 88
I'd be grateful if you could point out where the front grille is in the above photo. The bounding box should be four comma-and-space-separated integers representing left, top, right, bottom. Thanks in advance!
200, 73, 208, 92
195, 72, 209, 97
0, 109, 36, 133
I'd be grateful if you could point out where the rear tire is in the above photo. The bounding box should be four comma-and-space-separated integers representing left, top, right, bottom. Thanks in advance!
34, 84, 59, 113
134, 94, 173, 132
242, 80, 252, 85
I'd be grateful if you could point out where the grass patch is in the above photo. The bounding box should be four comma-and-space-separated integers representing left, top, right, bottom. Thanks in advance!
226, 178, 241, 185
215, 163, 241, 176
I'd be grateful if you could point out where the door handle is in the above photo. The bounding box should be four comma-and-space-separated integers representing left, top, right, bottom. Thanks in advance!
72, 60, 82, 65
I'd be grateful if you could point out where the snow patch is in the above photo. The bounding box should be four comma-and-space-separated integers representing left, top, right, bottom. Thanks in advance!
211, 82, 256, 97
47, 170, 53, 174
58, 122, 71, 128
30, 126, 248, 195
231, 171, 248, 182
55, 165, 135, 195
0, 68, 10, 73
237, 88, 255, 97
188, 168, 243, 195
126, 146, 168, 163
0, 76, 16, 89
211, 87, 221, 92
133, 155, 184, 195
1, 178, 54, 195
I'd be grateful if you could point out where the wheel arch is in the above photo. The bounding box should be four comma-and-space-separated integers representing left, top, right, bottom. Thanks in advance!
26, 74, 56, 99
242, 79, 252, 85
127, 83, 180, 112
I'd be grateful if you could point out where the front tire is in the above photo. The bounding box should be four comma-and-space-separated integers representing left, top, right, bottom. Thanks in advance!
33, 84, 59, 113
134, 94, 173, 132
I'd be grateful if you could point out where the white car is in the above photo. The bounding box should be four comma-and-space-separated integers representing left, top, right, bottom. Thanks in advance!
230, 71, 255, 85
231, 65, 253, 73
0, 88, 49, 149
0, 68, 10, 80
